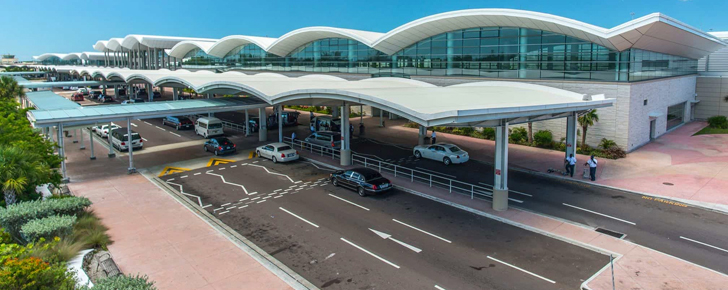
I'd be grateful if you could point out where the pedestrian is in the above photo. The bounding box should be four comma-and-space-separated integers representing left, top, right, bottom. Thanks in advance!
585, 155, 598, 181
565, 154, 577, 177
310, 124, 315, 133
359, 123, 365, 136
349, 124, 354, 137
310, 111, 314, 122
291, 131, 297, 142
431, 130, 437, 144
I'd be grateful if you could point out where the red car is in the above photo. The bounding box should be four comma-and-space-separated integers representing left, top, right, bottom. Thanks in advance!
71, 93, 84, 101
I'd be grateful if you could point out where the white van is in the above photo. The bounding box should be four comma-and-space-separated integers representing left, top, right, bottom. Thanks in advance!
195, 117, 224, 138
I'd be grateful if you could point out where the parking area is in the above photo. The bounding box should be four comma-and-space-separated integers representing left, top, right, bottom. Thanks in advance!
162, 157, 608, 290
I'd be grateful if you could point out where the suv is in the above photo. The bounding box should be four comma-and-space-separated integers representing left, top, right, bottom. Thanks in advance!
71, 93, 84, 101
162, 116, 193, 130
90, 91, 102, 99
109, 128, 143, 151
304, 131, 341, 150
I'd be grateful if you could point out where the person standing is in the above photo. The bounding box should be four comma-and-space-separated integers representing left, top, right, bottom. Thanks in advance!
585, 155, 598, 181
359, 123, 365, 136
431, 130, 437, 144
310, 111, 314, 122
291, 131, 296, 142
310, 123, 315, 133
565, 154, 577, 177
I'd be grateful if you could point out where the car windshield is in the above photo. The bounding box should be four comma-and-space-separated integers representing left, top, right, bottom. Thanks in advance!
178, 117, 191, 123
359, 170, 383, 181
277, 146, 292, 151
121, 133, 141, 141
448, 146, 462, 153
208, 123, 223, 129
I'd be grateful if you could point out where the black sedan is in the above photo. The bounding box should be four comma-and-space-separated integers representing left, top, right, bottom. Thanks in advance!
330, 168, 392, 197
204, 137, 236, 156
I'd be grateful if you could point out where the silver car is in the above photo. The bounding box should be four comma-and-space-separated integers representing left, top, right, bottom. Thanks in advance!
256, 142, 299, 163
413, 143, 469, 165
304, 131, 342, 150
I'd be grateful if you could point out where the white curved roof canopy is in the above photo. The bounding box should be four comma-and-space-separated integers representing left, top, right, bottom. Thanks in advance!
120, 34, 218, 50
105, 38, 125, 51
80, 52, 105, 60
44, 66, 613, 126
206, 35, 277, 57
34, 53, 68, 61
168, 41, 217, 58
93, 41, 109, 52
265, 27, 385, 56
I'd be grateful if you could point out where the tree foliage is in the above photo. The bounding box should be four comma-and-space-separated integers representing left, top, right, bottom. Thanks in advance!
578, 109, 600, 149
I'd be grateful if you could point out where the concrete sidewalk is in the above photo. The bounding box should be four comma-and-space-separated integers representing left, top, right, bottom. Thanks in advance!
61, 131, 293, 290
301, 151, 728, 290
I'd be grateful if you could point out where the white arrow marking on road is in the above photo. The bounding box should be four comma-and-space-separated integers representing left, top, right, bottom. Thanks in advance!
369, 228, 422, 253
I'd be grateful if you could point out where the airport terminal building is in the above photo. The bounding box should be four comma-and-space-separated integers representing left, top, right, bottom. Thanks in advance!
29, 9, 727, 151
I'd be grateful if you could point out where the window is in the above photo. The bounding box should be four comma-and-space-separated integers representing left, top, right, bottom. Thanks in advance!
666, 103, 685, 131
644, 99, 648, 106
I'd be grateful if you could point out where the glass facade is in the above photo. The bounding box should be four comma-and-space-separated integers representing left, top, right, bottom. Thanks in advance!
41, 57, 81, 66
666, 102, 685, 131
179, 27, 698, 82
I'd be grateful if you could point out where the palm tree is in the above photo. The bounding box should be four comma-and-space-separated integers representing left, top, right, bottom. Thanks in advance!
0, 76, 25, 102
578, 109, 600, 149
0, 146, 46, 205
527, 122, 533, 143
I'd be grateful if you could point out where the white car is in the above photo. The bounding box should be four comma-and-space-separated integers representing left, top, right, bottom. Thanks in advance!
256, 143, 299, 163
95, 124, 121, 138
413, 143, 469, 165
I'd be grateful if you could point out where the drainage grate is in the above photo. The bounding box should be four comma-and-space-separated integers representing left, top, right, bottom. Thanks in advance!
663, 182, 674, 186
595, 227, 625, 239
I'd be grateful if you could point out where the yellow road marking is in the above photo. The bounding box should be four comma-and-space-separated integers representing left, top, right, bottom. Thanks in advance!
158, 166, 191, 177
207, 158, 236, 167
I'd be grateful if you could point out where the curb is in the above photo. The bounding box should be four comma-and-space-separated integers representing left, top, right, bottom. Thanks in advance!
139, 169, 319, 290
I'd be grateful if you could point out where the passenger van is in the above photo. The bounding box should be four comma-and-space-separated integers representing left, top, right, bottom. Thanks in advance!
312, 116, 341, 132
195, 117, 224, 138
110, 128, 143, 151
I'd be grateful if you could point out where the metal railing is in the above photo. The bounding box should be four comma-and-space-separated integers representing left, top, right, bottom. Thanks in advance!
284, 137, 505, 202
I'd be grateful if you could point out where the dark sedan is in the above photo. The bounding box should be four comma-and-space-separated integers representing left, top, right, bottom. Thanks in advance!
203, 137, 236, 156
330, 168, 392, 197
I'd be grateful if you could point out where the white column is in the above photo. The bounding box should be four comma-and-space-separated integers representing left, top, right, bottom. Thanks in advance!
127, 118, 136, 173
258, 107, 267, 142
172, 87, 178, 100
79, 128, 85, 150
418, 125, 426, 146
89, 127, 96, 160
245, 109, 250, 137
493, 122, 509, 211
73, 129, 78, 143
331, 106, 339, 118
278, 105, 284, 142
107, 122, 115, 158
146, 83, 152, 102
340, 104, 351, 166
565, 112, 577, 159
58, 123, 69, 183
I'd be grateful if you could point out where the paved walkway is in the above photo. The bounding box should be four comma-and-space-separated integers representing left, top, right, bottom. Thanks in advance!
341, 114, 728, 210
61, 131, 292, 290
302, 151, 728, 290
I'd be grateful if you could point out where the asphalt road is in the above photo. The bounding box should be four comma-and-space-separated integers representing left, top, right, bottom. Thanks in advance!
349, 138, 728, 275
164, 158, 608, 290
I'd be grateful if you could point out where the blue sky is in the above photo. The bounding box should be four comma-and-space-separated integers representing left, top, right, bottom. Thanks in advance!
1, 0, 726, 60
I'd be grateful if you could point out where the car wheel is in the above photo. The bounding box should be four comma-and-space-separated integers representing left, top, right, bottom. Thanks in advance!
203, 133, 207, 138
443, 157, 451, 166
272, 157, 277, 163
176, 125, 179, 131
357, 187, 367, 197
214, 150, 219, 156
204, 146, 208, 152
332, 178, 339, 187
256, 150, 262, 158
414, 151, 422, 158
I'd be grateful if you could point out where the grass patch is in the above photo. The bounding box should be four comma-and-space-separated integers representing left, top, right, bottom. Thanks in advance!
693, 126, 728, 136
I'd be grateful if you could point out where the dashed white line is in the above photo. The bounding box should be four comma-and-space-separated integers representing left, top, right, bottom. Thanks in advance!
143, 121, 152, 126
434, 286, 446, 290
341, 238, 399, 269
239, 198, 249, 201
251, 197, 260, 200
166, 178, 175, 182
680, 236, 728, 253
142, 137, 149, 142
328, 194, 370, 211
169, 131, 181, 137
274, 189, 282, 192
226, 206, 237, 210
219, 167, 226, 170
219, 211, 229, 215
221, 203, 231, 206
487, 256, 556, 284
238, 205, 248, 209
130, 123, 138, 127
279, 207, 319, 228
230, 165, 237, 168
154, 126, 167, 131
206, 172, 249, 195
213, 207, 224, 212
274, 196, 284, 199
180, 175, 188, 178
257, 200, 267, 204
194, 172, 201, 176
262, 196, 271, 199
392, 219, 451, 243
562, 203, 636, 225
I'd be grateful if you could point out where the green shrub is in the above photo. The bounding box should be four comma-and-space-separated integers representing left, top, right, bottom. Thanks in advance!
707, 116, 728, 129
0, 196, 91, 239
0, 256, 76, 290
533, 130, 553, 148
20, 215, 77, 242
599, 138, 618, 150
481, 128, 496, 140
509, 127, 528, 144
87, 274, 157, 290
72, 211, 112, 249
452, 127, 474, 136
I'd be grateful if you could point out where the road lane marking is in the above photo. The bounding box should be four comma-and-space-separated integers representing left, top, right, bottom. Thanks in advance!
239, 198, 249, 201
340, 238, 399, 269
180, 175, 188, 178
680, 236, 728, 253
487, 256, 555, 284
142, 137, 149, 142
369, 228, 422, 253
221, 203, 231, 206
414, 167, 457, 178
194, 172, 201, 176
169, 131, 181, 137
143, 121, 152, 126
280, 207, 319, 228
562, 203, 636, 225
328, 194, 370, 211
219, 210, 229, 215
165, 181, 209, 208
274, 196, 284, 199
130, 123, 138, 127
155, 126, 167, 131
435, 286, 446, 290
206, 172, 249, 195
251, 197, 260, 200
392, 219, 451, 243
263, 196, 271, 199
478, 182, 533, 197
274, 189, 282, 192
166, 178, 175, 181
238, 205, 248, 209
247, 163, 297, 183
257, 200, 266, 204
230, 165, 237, 168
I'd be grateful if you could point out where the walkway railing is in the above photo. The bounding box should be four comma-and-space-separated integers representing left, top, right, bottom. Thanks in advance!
283, 137, 506, 202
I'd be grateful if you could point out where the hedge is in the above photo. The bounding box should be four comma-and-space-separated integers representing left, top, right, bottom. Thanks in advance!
533, 130, 553, 148
85, 274, 157, 290
0, 196, 91, 240
20, 215, 77, 242
707, 116, 728, 129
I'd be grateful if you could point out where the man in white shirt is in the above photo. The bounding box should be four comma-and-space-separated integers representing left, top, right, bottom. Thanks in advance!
585, 155, 598, 181
431, 131, 437, 144
564, 154, 577, 177
292, 132, 296, 141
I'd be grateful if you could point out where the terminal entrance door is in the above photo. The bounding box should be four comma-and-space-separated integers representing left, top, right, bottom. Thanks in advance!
649, 119, 656, 140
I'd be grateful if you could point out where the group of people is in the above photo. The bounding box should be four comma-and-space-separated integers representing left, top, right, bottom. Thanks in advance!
564, 153, 598, 181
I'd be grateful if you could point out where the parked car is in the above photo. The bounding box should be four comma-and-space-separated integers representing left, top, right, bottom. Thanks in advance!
195, 117, 224, 138
304, 131, 341, 150
153, 91, 161, 99
62, 86, 70, 90
162, 116, 194, 130
330, 168, 392, 197
203, 137, 236, 156
76, 88, 89, 95
413, 143, 469, 165
117, 88, 126, 96
95, 124, 121, 138
312, 116, 341, 132
256, 143, 299, 163
99, 95, 114, 103
71, 93, 84, 101
109, 128, 143, 151
121, 98, 145, 105
90, 91, 102, 99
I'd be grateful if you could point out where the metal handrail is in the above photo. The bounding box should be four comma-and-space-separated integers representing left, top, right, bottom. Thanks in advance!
284, 137, 499, 201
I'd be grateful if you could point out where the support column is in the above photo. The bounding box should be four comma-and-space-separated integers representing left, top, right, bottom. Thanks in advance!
278, 105, 284, 142
565, 112, 577, 159
146, 83, 152, 102
340, 104, 351, 166
73, 129, 78, 143
79, 128, 85, 150
58, 123, 69, 183
172, 87, 178, 100
379, 109, 384, 127
107, 122, 115, 158
493, 122, 509, 211
331, 106, 339, 118
89, 127, 96, 160
245, 109, 250, 137
418, 126, 426, 146
258, 107, 268, 142
127, 118, 136, 174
